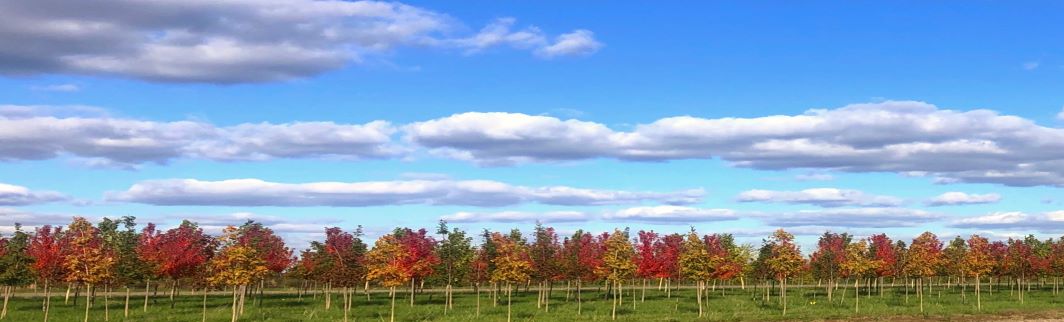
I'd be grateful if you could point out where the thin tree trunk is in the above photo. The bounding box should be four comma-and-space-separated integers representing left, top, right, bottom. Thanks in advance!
611, 281, 618, 320
143, 279, 150, 312
577, 280, 582, 315
409, 279, 415, 307
124, 287, 130, 318
389, 286, 396, 322
202, 287, 208, 322
83, 284, 92, 322
507, 283, 513, 322
1, 286, 10, 319
43, 282, 50, 322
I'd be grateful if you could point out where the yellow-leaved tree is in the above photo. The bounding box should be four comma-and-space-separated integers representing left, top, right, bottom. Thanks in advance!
366, 234, 409, 322
489, 232, 532, 322
840, 239, 879, 313
596, 229, 636, 320
207, 226, 269, 322
63, 217, 115, 322
678, 229, 713, 317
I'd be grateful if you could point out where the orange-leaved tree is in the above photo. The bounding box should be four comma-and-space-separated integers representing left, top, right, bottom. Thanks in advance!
490, 232, 532, 322
207, 226, 268, 322
62, 217, 116, 322
964, 235, 994, 311
840, 239, 878, 313
366, 233, 409, 322
765, 229, 804, 316
904, 231, 942, 313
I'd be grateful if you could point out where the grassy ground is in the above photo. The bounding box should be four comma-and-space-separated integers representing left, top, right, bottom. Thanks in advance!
7, 282, 1064, 321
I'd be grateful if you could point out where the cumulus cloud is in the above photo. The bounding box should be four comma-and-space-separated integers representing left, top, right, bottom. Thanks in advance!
737, 188, 902, 207
602, 206, 738, 223
106, 178, 704, 207
0, 1, 600, 83
950, 211, 1064, 233
0, 183, 68, 206
535, 30, 603, 58
0, 106, 402, 166
760, 208, 941, 228
441, 210, 589, 223
404, 101, 1064, 187
926, 192, 1002, 206
1057, 107, 1064, 121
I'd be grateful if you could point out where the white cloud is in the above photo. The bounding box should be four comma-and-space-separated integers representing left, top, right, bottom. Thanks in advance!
404, 101, 1064, 187
441, 210, 589, 223
106, 178, 704, 207
602, 206, 738, 223
761, 208, 941, 228
31, 84, 80, 92
0, 106, 401, 166
737, 188, 902, 207
0, 183, 68, 206
0, 1, 600, 83
1057, 106, 1064, 121
535, 30, 603, 58
951, 211, 1064, 233
926, 192, 1001, 206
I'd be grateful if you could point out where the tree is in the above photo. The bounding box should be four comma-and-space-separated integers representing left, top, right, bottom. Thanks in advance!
365, 232, 417, 322
98, 216, 150, 319
236, 221, 292, 307
868, 233, 897, 296
28, 225, 65, 322
942, 236, 968, 298
765, 229, 804, 316
678, 229, 713, 317
490, 232, 532, 322
434, 222, 472, 314
207, 226, 268, 322
597, 229, 636, 320
655, 233, 683, 298
0, 224, 33, 319
634, 230, 659, 303
395, 228, 438, 306
63, 217, 116, 322
320, 227, 367, 321
810, 232, 850, 302
904, 232, 942, 312
137, 221, 214, 310
529, 223, 561, 312
840, 239, 878, 313
964, 235, 993, 310
561, 230, 600, 315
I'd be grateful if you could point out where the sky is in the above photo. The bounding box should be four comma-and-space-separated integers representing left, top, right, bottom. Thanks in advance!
2, 0, 1064, 250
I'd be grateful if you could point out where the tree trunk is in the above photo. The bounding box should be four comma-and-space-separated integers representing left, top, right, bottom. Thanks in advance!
854, 278, 860, 313
143, 279, 150, 312
202, 287, 208, 322
577, 280, 583, 315
389, 286, 396, 322
83, 284, 92, 322
409, 279, 415, 307
124, 287, 130, 318
696, 281, 703, 318
43, 282, 51, 322
230, 286, 238, 322
2, 286, 10, 320
170, 280, 177, 309
611, 281, 618, 320
476, 283, 481, 317
641, 279, 647, 302
507, 283, 513, 322
104, 285, 109, 321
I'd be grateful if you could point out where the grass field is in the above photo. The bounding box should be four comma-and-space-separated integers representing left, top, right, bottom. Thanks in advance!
7, 282, 1064, 321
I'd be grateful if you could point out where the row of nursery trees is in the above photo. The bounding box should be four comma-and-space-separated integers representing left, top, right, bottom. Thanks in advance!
0, 218, 1061, 322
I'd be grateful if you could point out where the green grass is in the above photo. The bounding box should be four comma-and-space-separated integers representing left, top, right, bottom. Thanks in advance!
7, 283, 1064, 321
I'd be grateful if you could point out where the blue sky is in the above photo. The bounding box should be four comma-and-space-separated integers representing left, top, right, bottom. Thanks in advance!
1, 1, 1063, 249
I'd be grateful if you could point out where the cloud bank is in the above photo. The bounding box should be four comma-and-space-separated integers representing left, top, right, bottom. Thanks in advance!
0, 1, 600, 83
107, 178, 704, 207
